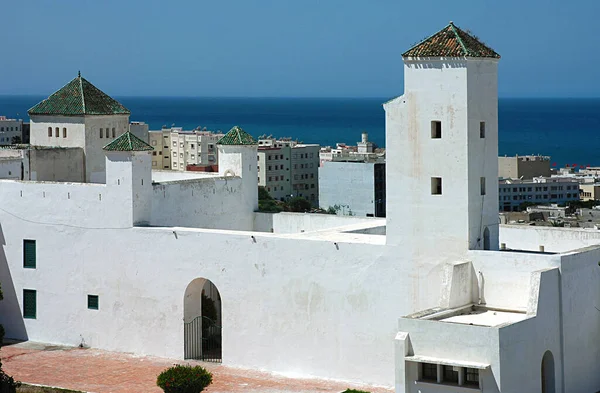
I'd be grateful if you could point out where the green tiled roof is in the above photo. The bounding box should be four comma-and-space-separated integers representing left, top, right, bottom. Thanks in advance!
403, 22, 500, 59
28, 73, 130, 116
217, 126, 257, 145
103, 131, 153, 152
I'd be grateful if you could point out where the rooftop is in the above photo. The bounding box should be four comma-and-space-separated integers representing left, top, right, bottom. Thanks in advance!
406, 305, 527, 328
402, 22, 500, 59
103, 131, 153, 152
28, 72, 130, 116
217, 126, 257, 145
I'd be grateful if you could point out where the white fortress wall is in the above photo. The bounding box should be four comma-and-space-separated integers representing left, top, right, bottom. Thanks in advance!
500, 225, 600, 253
254, 211, 382, 234
150, 177, 254, 231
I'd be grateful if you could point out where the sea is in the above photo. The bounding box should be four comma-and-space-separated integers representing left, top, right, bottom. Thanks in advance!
1, 96, 600, 167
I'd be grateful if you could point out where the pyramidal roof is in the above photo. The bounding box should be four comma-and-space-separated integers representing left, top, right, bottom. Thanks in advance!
402, 22, 500, 59
103, 131, 153, 152
28, 72, 130, 116
217, 126, 257, 145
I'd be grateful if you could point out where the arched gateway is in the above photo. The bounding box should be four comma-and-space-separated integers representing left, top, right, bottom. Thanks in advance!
183, 278, 222, 362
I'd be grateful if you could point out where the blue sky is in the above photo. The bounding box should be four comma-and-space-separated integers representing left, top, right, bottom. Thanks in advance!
1, 0, 598, 97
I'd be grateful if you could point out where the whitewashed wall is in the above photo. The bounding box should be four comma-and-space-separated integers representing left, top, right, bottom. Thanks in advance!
500, 225, 600, 253
0, 158, 24, 180
151, 177, 254, 231
85, 115, 130, 183
29, 116, 85, 148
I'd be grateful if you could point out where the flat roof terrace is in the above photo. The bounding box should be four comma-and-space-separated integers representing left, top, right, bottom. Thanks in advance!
406, 305, 528, 328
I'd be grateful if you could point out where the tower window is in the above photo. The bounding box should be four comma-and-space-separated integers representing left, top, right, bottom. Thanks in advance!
63, 127, 67, 138
100, 128, 103, 138
105, 129, 110, 138
87, 295, 99, 310
431, 121, 442, 139
112, 128, 116, 138
480, 177, 486, 195
55, 127, 59, 137
47, 127, 52, 137
431, 177, 442, 195
23, 239, 36, 268
480, 122, 486, 138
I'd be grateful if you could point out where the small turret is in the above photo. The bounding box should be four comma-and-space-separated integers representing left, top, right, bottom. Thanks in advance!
103, 131, 153, 225
217, 126, 258, 211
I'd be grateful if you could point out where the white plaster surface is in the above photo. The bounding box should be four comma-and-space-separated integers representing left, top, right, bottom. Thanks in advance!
438, 309, 526, 327
500, 224, 600, 253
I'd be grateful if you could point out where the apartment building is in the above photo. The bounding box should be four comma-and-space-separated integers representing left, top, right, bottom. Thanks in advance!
499, 176, 580, 211
291, 144, 320, 205
257, 142, 292, 201
498, 154, 551, 179
0, 116, 23, 145
257, 137, 319, 205
149, 127, 224, 171
319, 160, 386, 217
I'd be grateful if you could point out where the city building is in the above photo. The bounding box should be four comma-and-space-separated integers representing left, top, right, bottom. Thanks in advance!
320, 132, 384, 164
27, 72, 130, 183
319, 160, 385, 217
579, 183, 600, 201
0, 116, 23, 145
149, 128, 224, 171
498, 154, 551, 179
257, 139, 292, 201
291, 143, 320, 205
257, 137, 319, 205
129, 121, 149, 143
3, 23, 600, 393
499, 177, 580, 211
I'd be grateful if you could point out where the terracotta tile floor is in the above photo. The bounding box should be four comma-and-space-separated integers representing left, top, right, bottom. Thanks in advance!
2, 342, 393, 393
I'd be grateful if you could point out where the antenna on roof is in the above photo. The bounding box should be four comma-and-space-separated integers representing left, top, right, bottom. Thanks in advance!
78, 70, 81, 77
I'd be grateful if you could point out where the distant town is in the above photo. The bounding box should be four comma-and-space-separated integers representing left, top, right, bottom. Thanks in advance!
2, 105, 598, 226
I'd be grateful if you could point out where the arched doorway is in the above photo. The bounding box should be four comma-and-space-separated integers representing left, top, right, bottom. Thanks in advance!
483, 227, 490, 250
541, 350, 555, 393
184, 278, 222, 362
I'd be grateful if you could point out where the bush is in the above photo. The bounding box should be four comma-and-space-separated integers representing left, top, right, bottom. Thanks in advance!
157, 364, 212, 393
341, 390, 371, 393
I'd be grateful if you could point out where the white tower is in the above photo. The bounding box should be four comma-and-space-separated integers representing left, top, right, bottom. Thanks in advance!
103, 131, 154, 226
384, 22, 500, 260
217, 126, 259, 212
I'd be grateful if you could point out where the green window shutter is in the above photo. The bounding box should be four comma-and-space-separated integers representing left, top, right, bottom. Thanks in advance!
23, 289, 36, 319
87, 295, 99, 310
23, 239, 36, 268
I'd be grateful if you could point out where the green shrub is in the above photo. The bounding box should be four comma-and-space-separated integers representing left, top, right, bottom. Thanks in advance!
341, 390, 371, 393
157, 364, 212, 393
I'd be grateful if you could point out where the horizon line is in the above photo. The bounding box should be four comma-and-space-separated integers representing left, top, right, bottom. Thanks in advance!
1, 94, 600, 100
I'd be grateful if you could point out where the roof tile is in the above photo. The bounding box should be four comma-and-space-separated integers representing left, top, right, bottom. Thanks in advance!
29, 73, 130, 116
403, 22, 500, 59
217, 126, 257, 145
103, 132, 153, 152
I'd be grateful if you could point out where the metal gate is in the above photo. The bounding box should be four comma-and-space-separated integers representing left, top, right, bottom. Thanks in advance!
184, 316, 222, 362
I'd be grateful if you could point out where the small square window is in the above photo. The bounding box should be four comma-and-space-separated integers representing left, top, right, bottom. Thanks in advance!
431, 177, 442, 195
23, 239, 36, 268
443, 365, 459, 383
431, 121, 441, 139
480, 177, 486, 195
464, 368, 480, 387
88, 295, 99, 310
23, 289, 36, 319
480, 122, 486, 138
421, 363, 437, 381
